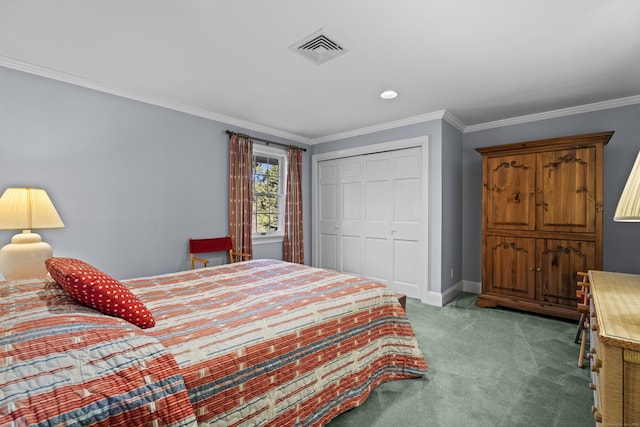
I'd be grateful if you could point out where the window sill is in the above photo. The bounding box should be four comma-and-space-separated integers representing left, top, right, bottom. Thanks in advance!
253, 234, 284, 245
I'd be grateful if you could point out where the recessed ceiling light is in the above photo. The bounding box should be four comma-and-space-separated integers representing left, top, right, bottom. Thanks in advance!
380, 90, 398, 100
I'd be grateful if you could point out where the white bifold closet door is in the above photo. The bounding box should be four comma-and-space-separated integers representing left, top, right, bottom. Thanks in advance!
318, 146, 423, 298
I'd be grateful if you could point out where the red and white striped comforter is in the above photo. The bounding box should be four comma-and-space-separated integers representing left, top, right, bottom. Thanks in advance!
129, 260, 428, 426
0, 279, 197, 427
1, 259, 427, 426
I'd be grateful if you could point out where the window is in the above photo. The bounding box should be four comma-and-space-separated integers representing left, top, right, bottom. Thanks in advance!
252, 145, 286, 239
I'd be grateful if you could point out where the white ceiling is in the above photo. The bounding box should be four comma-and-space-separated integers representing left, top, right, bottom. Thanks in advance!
1, 1, 640, 144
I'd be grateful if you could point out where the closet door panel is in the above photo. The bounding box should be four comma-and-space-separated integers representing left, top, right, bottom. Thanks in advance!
364, 237, 390, 282
317, 146, 424, 299
341, 181, 362, 236
393, 175, 421, 237
365, 180, 389, 221
340, 159, 363, 273
364, 179, 390, 230
365, 155, 390, 179
342, 235, 362, 275
363, 153, 391, 282
389, 147, 423, 297
319, 234, 338, 271
318, 160, 339, 270
393, 239, 421, 295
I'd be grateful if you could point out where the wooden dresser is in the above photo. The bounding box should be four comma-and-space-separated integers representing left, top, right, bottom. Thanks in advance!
476, 131, 613, 320
588, 270, 640, 426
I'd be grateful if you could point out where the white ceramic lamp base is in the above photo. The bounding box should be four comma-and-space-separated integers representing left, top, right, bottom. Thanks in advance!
0, 231, 52, 281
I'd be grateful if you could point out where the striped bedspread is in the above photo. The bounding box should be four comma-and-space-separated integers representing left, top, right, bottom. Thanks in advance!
0, 279, 197, 427
125, 259, 428, 426
1, 259, 427, 427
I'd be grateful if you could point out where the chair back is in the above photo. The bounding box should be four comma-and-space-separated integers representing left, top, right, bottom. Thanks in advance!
189, 236, 233, 254
189, 236, 249, 269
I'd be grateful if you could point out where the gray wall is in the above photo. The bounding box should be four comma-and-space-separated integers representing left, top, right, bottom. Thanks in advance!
0, 66, 311, 280
462, 104, 640, 282
4, 64, 638, 293
442, 120, 463, 289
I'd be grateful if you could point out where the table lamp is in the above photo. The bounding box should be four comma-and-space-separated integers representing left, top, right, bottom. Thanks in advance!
0, 187, 65, 280
614, 151, 640, 222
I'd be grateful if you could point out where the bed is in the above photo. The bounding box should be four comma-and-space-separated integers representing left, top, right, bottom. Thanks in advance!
1, 259, 428, 426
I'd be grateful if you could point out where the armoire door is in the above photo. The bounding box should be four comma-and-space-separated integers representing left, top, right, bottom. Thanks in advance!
536, 239, 595, 307
485, 153, 536, 231
536, 147, 596, 233
484, 235, 536, 300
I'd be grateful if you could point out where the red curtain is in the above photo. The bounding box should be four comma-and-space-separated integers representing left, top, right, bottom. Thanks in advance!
284, 148, 304, 264
229, 134, 253, 257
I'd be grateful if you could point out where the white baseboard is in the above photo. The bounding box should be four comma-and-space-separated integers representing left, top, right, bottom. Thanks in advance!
463, 280, 482, 294
421, 280, 481, 307
422, 280, 463, 307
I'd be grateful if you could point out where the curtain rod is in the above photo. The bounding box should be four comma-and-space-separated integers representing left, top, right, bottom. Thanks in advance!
225, 130, 307, 152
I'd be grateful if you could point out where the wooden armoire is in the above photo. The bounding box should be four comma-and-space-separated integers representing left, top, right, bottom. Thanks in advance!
476, 131, 613, 320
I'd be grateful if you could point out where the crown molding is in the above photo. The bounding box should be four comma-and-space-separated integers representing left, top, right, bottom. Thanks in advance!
309, 110, 451, 145
4, 55, 639, 143
464, 95, 640, 133
442, 111, 466, 132
0, 56, 311, 145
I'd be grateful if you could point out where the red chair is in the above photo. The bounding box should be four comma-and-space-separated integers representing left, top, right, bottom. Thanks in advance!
189, 236, 251, 269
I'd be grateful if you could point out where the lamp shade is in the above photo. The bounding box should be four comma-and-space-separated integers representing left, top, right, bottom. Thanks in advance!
614, 151, 640, 222
0, 187, 65, 280
0, 187, 64, 230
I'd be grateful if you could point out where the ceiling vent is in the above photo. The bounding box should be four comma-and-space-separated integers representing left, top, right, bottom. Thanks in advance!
290, 29, 347, 65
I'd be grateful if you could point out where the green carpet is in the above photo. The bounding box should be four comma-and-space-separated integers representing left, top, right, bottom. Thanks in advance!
327, 292, 593, 427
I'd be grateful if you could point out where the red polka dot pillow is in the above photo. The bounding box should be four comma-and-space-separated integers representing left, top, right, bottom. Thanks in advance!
45, 258, 155, 329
